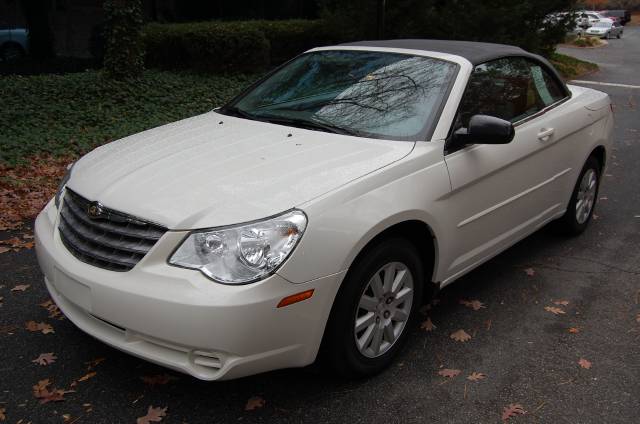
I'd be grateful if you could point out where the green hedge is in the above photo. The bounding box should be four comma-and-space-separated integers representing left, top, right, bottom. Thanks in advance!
143, 20, 336, 72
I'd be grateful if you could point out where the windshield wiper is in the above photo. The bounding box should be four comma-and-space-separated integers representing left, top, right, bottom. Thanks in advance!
255, 115, 360, 136
220, 106, 257, 120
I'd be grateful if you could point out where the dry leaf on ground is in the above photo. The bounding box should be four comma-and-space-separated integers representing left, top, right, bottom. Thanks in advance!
0, 156, 72, 231
245, 396, 266, 411
459, 299, 486, 311
137, 406, 167, 424
467, 372, 487, 381
85, 357, 106, 370
544, 306, 565, 315
0, 247, 9, 254
11, 284, 30, 292
32, 353, 57, 366
39, 299, 64, 320
553, 300, 570, 306
636, 313, 640, 323
438, 368, 461, 378
25, 321, 54, 334
78, 371, 97, 382
568, 327, 580, 333
502, 403, 526, 421
524, 268, 535, 277
450, 329, 472, 342
32, 379, 72, 404
420, 318, 436, 332
141, 374, 178, 386
578, 358, 592, 369
0, 407, 5, 421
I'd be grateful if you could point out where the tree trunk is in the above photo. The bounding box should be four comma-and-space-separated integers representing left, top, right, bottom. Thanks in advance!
103, 0, 145, 80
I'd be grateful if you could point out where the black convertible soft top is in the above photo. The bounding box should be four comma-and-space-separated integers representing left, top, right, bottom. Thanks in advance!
338, 39, 568, 92
340, 39, 541, 66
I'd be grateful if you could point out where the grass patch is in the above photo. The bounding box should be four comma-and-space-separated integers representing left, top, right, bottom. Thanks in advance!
549, 52, 599, 80
0, 70, 259, 165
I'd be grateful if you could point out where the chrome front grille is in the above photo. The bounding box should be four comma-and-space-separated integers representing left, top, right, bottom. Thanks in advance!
58, 189, 167, 271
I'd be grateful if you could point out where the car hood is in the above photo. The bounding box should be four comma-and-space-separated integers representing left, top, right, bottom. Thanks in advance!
67, 112, 415, 229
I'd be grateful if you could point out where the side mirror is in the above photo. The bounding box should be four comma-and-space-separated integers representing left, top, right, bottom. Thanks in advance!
453, 114, 515, 147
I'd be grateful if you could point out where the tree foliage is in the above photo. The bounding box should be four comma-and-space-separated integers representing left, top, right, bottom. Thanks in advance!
320, 0, 578, 56
103, 0, 145, 80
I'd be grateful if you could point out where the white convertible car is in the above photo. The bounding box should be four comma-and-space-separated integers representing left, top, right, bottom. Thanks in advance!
35, 40, 613, 380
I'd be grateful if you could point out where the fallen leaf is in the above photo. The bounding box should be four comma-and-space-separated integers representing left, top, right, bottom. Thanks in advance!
578, 358, 592, 369
25, 321, 55, 334
636, 313, 640, 323
438, 368, 461, 378
568, 327, 580, 333
524, 268, 535, 277
76, 371, 97, 382
39, 299, 64, 320
245, 396, 266, 411
85, 357, 106, 370
141, 374, 178, 386
32, 352, 57, 366
420, 318, 436, 332
553, 300, 569, 306
460, 299, 486, 311
450, 329, 472, 342
467, 372, 487, 382
137, 406, 167, 424
32, 379, 72, 404
502, 403, 526, 421
0, 407, 5, 421
544, 306, 565, 315
0, 247, 9, 254
11, 284, 30, 292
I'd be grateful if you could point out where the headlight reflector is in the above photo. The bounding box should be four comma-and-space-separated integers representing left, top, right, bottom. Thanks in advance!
169, 210, 307, 284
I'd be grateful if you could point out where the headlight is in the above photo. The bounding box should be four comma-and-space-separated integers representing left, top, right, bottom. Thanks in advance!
169, 210, 307, 284
54, 162, 75, 209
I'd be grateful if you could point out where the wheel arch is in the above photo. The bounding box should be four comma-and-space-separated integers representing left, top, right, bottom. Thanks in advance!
342, 217, 440, 293
590, 145, 607, 172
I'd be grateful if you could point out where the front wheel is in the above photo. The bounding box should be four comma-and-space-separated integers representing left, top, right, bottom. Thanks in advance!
554, 156, 601, 236
322, 238, 424, 378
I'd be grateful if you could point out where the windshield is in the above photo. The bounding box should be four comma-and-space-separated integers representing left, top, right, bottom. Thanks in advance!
222, 50, 458, 140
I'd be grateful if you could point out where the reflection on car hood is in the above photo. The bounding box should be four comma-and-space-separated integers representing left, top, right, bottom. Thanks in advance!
67, 112, 415, 229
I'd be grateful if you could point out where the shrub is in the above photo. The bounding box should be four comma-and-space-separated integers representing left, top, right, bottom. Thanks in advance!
144, 21, 270, 72
143, 20, 335, 72
103, 0, 145, 80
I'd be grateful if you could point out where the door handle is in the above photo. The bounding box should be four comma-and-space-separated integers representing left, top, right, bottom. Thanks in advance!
537, 128, 555, 141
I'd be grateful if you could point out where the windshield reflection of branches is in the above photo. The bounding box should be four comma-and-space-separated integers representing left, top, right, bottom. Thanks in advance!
315, 59, 448, 134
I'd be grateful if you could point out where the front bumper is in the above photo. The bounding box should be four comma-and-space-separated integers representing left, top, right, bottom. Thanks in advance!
35, 200, 344, 380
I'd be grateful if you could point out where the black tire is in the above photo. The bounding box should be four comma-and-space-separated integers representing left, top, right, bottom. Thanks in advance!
554, 156, 601, 236
617, 32, 622, 39
322, 238, 425, 378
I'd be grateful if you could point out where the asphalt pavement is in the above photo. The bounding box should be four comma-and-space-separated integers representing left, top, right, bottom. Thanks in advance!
1, 28, 639, 423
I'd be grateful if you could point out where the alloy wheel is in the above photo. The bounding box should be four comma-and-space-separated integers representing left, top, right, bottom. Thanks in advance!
354, 262, 414, 358
575, 168, 597, 224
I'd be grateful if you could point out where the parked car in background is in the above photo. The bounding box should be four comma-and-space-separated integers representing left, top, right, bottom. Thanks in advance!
577, 11, 609, 28
36, 40, 613, 380
600, 10, 631, 25
0, 26, 27, 62
586, 20, 624, 39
